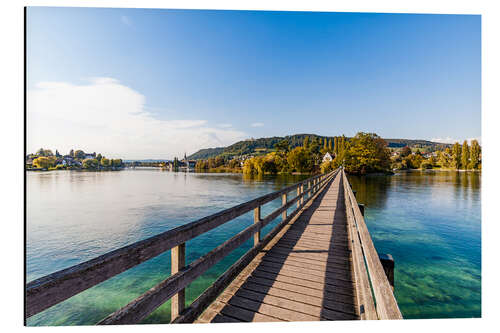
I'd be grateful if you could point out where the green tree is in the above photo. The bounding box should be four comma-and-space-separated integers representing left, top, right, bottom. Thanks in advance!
303, 136, 310, 150
451, 142, 461, 170
74, 150, 85, 159
343, 132, 391, 174
401, 146, 412, 157
461, 141, 470, 170
96, 153, 103, 162
469, 140, 481, 170
274, 139, 290, 153
327, 139, 332, 152
82, 158, 99, 169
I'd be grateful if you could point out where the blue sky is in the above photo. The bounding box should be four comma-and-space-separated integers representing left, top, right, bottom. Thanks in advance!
27, 7, 481, 159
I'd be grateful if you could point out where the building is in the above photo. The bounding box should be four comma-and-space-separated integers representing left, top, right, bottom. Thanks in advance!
322, 152, 334, 163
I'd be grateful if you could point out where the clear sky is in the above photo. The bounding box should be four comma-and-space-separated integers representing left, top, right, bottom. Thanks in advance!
27, 7, 481, 159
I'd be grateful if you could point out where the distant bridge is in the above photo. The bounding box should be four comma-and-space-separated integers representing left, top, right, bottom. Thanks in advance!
26, 168, 402, 324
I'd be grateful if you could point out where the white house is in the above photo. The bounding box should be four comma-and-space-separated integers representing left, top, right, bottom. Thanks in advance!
322, 152, 334, 163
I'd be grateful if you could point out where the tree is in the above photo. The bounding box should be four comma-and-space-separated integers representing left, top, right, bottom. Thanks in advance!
96, 153, 103, 162
451, 142, 461, 170
274, 140, 290, 153
74, 150, 85, 159
55, 150, 61, 157
112, 159, 123, 167
69, 149, 74, 157
461, 141, 470, 170
343, 132, 391, 174
82, 158, 99, 169
469, 140, 481, 170
303, 136, 310, 150
101, 158, 110, 167
327, 139, 332, 153
287, 147, 313, 173
33, 156, 56, 169
400, 146, 412, 157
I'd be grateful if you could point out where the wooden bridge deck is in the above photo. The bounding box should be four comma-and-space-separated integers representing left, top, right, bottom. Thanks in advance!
196, 171, 359, 323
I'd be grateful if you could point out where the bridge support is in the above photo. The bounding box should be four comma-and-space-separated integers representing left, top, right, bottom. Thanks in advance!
379, 253, 395, 290
171, 243, 186, 320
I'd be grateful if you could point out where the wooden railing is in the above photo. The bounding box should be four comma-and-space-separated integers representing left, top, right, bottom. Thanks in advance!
342, 169, 402, 320
26, 169, 339, 324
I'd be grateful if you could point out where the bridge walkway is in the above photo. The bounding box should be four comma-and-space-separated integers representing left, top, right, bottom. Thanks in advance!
196, 171, 359, 323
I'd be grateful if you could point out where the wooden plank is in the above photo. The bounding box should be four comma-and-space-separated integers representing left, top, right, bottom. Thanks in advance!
238, 280, 357, 315
223, 287, 356, 321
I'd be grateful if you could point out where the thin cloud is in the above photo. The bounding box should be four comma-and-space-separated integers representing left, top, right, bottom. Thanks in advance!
251, 122, 264, 127
27, 78, 247, 159
218, 123, 232, 128
120, 15, 132, 26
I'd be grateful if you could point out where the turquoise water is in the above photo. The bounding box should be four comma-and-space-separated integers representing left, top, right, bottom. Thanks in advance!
26, 170, 308, 326
347, 170, 481, 319
26, 169, 481, 325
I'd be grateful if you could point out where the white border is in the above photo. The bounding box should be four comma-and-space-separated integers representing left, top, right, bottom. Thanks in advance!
1, 1, 498, 333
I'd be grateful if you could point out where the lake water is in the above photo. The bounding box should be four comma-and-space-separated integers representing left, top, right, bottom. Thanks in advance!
347, 170, 481, 319
26, 169, 480, 325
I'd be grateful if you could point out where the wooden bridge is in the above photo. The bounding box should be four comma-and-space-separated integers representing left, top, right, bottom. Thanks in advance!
26, 168, 402, 324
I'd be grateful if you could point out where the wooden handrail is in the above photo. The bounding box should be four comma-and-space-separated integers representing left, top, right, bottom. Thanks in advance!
342, 169, 402, 320
26, 170, 337, 321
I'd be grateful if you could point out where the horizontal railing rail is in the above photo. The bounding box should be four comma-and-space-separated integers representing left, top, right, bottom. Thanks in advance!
26, 169, 338, 323
342, 169, 402, 320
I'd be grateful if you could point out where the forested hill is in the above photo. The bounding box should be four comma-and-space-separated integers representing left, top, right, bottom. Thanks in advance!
187, 134, 451, 160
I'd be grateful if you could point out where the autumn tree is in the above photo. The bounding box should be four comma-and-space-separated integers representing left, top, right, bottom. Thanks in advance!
451, 142, 461, 170
287, 146, 313, 173
469, 140, 481, 170
343, 132, 391, 174
33, 156, 56, 169
461, 141, 470, 170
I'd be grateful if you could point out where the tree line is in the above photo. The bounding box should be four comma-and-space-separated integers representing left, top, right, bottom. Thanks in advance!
193, 132, 395, 175
390, 139, 481, 170
27, 148, 123, 170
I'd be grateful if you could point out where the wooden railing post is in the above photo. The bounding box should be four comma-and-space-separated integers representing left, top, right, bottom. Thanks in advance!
253, 206, 261, 246
171, 243, 186, 320
296, 185, 301, 209
282, 193, 287, 221
300, 183, 304, 205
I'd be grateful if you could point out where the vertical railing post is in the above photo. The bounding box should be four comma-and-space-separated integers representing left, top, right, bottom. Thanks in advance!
171, 243, 186, 320
296, 185, 301, 209
282, 193, 287, 221
300, 183, 304, 205
254, 205, 261, 246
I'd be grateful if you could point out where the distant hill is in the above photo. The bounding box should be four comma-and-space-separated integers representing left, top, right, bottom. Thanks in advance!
187, 134, 452, 160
